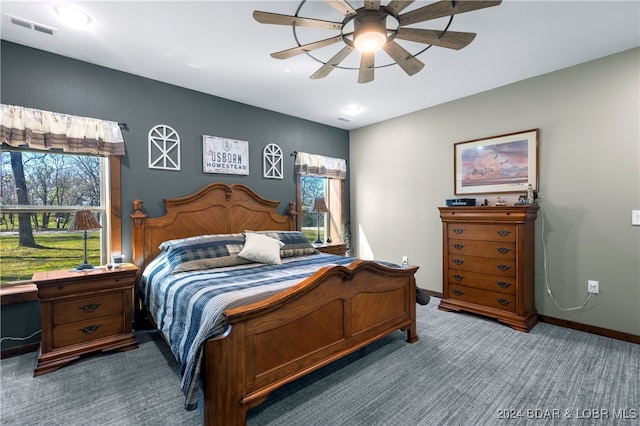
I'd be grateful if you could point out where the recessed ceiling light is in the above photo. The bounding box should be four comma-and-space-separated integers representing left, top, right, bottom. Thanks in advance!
55, 5, 91, 27
344, 105, 361, 116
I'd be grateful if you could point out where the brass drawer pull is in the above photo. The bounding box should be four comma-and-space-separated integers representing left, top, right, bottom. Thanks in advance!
496, 298, 511, 306
453, 274, 465, 281
452, 228, 464, 234
452, 243, 465, 250
496, 264, 511, 271
496, 230, 511, 237
453, 289, 464, 296
79, 324, 102, 334
496, 247, 511, 254
496, 281, 511, 289
79, 303, 101, 313
453, 259, 465, 265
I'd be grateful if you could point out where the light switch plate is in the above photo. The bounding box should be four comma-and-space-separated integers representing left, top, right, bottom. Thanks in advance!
633, 210, 640, 226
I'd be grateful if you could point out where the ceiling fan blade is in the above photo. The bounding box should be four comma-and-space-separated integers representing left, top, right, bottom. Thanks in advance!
324, 0, 358, 17
364, 1, 381, 10
358, 51, 375, 83
271, 36, 344, 59
396, 28, 476, 50
385, 0, 415, 15
253, 11, 342, 30
382, 41, 425, 76
310, 45, 355, 79
399, 1, 502, 26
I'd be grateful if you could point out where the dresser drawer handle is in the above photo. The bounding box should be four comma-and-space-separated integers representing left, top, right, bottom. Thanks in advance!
79, 303, 101, 313
79, 324, 102, 334
452, 259, 465, 265
453, 274, 465, 281
496, 298, 511, 306
496, 264, 511, 271
496, 281, 511, 289
452, 243, 465, 250
452, 228, 464, 234
496, 247, 511, 254
453, 289, 464, 296
496, 230, 511, 237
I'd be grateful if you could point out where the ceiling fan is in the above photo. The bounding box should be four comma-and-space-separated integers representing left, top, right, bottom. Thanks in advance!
253, 0, 502, 83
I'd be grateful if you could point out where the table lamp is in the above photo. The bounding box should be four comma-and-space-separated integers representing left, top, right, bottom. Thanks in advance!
310, 197, 329, 244
69, 210, 102, 270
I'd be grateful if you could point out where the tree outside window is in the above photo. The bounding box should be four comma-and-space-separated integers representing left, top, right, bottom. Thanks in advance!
0, 148, 108, 284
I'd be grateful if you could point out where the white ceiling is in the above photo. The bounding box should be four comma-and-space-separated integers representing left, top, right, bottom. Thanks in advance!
1, 1, 639, 130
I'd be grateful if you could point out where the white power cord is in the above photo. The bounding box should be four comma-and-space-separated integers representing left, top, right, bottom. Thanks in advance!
0, 329, 41, 344
539, 205, 593, 312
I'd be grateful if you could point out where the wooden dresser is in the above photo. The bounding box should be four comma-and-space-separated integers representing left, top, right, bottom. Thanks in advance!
33, 264, 139, 376
438, 206, 539, 332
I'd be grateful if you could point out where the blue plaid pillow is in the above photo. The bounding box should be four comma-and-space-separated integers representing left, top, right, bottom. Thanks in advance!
160, 233, 249, 273
245, 231, 316, 258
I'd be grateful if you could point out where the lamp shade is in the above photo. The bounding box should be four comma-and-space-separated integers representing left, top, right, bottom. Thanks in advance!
69, 210, 102, 231
310, 197, 329, 213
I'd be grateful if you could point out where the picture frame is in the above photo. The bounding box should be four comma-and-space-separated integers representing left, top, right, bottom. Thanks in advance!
454, 129, 539, 195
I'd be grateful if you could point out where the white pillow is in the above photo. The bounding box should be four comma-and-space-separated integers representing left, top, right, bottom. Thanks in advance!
238, 232, 285, 265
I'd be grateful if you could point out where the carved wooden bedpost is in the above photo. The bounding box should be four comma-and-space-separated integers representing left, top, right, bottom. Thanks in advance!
287, 202, 297, 231
130, 199, 148, 329
130, 199, 147, 272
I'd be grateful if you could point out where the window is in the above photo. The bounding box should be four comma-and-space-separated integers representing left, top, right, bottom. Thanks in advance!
0, 148, 111, 285
298, 175, 344, 244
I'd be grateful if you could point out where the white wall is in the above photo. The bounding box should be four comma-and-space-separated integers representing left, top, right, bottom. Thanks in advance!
350, 48, 639, 335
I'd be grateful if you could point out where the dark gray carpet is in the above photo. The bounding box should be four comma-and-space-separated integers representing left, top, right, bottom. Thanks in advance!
2, 299, 638, 425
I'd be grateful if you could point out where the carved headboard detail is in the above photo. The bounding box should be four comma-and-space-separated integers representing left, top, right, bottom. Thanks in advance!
130, 183, 296, 273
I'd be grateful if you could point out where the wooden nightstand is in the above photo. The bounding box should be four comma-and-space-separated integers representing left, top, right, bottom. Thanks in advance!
33, 264, 139, 376
315, 242, 347, 256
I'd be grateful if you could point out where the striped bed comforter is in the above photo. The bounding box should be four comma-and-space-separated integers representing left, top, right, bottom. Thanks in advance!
139, 251, 357, 410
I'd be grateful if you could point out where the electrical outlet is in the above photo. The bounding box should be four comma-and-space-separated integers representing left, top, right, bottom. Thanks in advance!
401, 256, 408, 267
588, 280, 599, 294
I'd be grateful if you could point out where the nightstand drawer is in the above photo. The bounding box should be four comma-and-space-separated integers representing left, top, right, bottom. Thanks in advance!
38, 274, 135, 299
53, 314, 124, 348
53, 293, 124, 325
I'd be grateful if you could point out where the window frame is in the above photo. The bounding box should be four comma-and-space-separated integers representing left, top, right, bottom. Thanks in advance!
0, 149, 121, 286
296, 174, 344, 244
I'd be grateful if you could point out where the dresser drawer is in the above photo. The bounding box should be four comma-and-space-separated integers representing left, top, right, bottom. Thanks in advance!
448, 285, 516, 313
448, 224, 516, 242
448, 239, 516, 260
448, 270, 516, 295
52, 314, 124, 349
52, 293, 124, 325
448, 254, 515, 277
38, 274, 135, 299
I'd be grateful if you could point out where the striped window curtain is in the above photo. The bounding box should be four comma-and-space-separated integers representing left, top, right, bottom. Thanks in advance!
0, 104, 125, 156
294, 151, 347, 179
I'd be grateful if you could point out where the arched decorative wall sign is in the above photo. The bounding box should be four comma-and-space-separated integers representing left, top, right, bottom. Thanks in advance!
263, 143, 283, 179
148, 124, 181, 170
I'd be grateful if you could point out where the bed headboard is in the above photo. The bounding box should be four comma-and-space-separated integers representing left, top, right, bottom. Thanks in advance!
130, 183, 296, 273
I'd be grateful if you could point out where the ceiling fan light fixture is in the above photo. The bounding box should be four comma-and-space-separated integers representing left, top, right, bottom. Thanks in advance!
354, 14, 387, 52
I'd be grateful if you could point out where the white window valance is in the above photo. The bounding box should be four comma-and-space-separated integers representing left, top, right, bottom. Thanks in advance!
0, 104, 125, 156
294, 151, 347, 180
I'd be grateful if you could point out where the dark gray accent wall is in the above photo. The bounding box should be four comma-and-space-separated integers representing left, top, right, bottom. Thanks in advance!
1, 40, 349, 260
0, 40, 349, 350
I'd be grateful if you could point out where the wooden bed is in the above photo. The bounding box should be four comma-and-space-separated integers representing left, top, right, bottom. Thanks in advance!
130, 182, 419, 425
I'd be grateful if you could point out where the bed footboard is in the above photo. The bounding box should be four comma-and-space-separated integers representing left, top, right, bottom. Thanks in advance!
202, 260, 419, 425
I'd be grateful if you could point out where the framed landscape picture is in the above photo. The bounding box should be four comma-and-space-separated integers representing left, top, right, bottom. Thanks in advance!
454, 129, 539, 195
